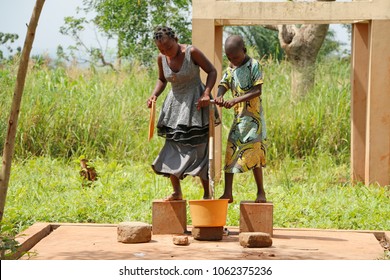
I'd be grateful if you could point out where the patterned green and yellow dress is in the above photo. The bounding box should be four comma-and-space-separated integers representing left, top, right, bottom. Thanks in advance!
219, 58, 267, 173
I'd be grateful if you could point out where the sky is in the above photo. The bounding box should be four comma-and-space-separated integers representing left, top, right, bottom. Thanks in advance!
0, 0, 89, 56
0, 0, 350, 57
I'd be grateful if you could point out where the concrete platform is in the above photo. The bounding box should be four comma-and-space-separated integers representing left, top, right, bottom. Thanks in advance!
13, 222, 388, 260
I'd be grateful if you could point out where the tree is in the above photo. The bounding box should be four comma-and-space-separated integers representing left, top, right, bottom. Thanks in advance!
276, 0, 336, 101
60, 16, 116, 69
277, 23, 329, 100
60, 0, 192, 68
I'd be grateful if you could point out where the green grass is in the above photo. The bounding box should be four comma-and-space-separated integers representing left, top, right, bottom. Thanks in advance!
1, 58, 389, 238
3, 155, 389, 233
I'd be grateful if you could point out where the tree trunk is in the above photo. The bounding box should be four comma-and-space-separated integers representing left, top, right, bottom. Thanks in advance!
0, 0, 45, 223
116, 37, 122, 69
278, 0, 333, 101
278, 23, 329, 101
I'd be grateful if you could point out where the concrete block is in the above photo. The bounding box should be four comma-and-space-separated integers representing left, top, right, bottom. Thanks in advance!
152, 200, 187, 234
172, 235, 190, 246
192, 226, 223, 241
117, 222, 152, 243
239, 232, 272, 248
240, 201, 273, 236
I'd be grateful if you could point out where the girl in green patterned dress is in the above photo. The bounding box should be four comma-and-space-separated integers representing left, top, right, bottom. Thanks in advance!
215, 35, 267, 204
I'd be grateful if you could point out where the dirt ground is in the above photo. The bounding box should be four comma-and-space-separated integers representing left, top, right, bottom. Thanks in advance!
14, 222, 388, 260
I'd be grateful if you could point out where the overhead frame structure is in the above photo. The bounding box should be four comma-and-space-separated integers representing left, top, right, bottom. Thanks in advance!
192, 0, 390, 186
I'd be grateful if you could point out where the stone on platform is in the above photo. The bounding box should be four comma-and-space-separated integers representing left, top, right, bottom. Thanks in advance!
192, 226, 223, 241
117, 222, 152, 243
152, 200, 187, 234
240, 201, 273, 236
172, 235, 190, 246
239, 232, 272, 248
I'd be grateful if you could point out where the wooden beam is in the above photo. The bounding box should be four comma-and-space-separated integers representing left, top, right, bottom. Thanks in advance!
365, 20, 390, 186
351, 23, 369, 183
193, 0, 390, 24
192, 19, 223, 182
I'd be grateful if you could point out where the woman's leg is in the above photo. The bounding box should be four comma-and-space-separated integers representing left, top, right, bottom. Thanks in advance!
164, 175, 183, 201
219, 172, 234, 203
253, 167, 266, 203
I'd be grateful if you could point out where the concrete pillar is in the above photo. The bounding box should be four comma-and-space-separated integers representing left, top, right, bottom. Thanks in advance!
152, 200, 187, 234
365, 20, 390, 186
240, 201, 273, 236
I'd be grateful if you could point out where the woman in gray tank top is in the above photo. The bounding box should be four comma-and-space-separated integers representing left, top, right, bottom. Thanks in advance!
147, 26, 218, 201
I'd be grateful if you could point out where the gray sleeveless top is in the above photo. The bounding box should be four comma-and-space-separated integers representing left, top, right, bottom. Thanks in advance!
157, 45, 210, 145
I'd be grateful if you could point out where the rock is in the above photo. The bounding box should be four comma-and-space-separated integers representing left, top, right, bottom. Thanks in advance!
173, 235, 190, 246
192, 227, 223, 241
239, 232, 272, 248
117, 222, 152, 243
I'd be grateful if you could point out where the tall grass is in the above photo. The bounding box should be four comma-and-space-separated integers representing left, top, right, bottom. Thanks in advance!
1, 62, 162, 161
263, 58, 350, 162
1, 58, 389, 236
1, 58, 350, 163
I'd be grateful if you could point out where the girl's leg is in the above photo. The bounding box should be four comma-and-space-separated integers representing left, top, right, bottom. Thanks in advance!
253, 167, 266, 203
219, 172, 234, 203
200, 178, 211, 199
164, 175, 183, 201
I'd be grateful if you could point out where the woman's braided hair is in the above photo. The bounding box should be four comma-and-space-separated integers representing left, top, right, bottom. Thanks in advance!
153, 26, 177, 41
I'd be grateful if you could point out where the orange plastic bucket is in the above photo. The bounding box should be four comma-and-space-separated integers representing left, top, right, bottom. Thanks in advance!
188, 199, 229, 227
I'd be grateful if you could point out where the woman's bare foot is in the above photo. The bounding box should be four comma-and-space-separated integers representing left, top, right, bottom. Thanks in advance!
219, 195, 233, 203
255, 193, 267, 203
163, 193, 182, 201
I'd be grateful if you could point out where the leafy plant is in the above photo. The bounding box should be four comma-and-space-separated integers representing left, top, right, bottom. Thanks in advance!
0, 223, 20, 260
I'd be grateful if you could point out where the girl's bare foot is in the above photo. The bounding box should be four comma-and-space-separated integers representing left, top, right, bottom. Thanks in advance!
163, 193, 182, 201
255, 193, 267, 203
219, 195, 233, 203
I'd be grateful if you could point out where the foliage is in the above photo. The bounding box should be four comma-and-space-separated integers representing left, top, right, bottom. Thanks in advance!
317, 28, 345, 60
60, 0, 192, 66
225, 26, 285, 61
59, 15, 116, 68
0, 32, 20, 61
0, 223, 20, 260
